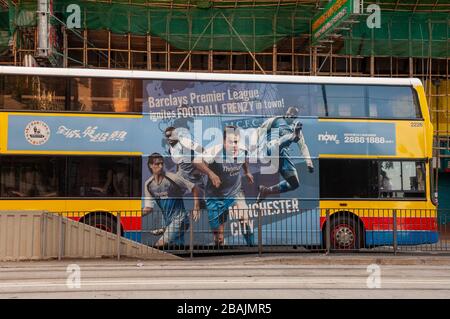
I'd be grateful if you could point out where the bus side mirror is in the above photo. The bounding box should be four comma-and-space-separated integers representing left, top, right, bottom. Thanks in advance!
433, 191, 438, 206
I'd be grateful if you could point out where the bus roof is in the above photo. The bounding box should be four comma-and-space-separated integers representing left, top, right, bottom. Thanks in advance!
0, 66, 423, 87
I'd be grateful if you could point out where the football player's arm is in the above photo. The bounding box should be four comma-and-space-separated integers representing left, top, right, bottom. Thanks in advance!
143, 181, 155, 216
243, 157, 254, 184
193, 161, 221, 188
191, 186, 201, 221
193, 148, 221, 188
297, 132, 314, 172
179, 136, 204, 154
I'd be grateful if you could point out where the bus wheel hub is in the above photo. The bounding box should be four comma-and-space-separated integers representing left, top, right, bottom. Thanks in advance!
334, 226, 354, 247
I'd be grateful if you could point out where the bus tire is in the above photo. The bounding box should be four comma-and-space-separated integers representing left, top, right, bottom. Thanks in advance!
328, 215, 364, 250
82, 213, 118, 234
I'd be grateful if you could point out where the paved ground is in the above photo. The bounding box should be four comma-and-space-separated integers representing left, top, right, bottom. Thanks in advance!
2, 254, 450, 298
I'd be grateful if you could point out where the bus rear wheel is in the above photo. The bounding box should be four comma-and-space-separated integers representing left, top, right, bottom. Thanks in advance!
329, 215, 364, 250
83, 213, 118, 234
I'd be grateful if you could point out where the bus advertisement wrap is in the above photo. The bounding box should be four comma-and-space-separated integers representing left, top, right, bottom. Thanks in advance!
6, 79, 402, 246
140, 79, 398, 247
0, 67, 438, 250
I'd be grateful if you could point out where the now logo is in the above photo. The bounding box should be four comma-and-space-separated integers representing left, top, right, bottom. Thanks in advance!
318, 132, 339, 144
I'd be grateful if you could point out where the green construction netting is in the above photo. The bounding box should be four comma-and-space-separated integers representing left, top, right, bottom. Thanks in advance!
2, 0, 450, 58
341, 11, 449, 58
11, 0, 314, 52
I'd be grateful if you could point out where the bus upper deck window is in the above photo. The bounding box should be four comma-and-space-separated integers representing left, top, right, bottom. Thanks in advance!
324, 85, 366, 118
368, 86, 421, 119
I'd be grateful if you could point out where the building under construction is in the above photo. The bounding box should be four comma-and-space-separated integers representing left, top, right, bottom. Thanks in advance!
0, 0, 449, 205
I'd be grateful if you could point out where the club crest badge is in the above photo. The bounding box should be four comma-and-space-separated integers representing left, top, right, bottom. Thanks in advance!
24, 120, 50, 145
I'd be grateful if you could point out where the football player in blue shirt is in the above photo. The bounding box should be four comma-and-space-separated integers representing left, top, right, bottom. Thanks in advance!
164, 126, 206, 208
256, 106, 314, 203
143, 153, 200, 247
194, 126, 254, 246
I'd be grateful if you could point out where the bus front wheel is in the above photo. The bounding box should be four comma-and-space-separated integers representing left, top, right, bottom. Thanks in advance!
82, 213, 118, 234
329, 215, 364, 250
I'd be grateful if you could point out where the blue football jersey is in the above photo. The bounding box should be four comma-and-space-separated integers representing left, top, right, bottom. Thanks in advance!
203, 145, 247, 199
144, 172, 194, 221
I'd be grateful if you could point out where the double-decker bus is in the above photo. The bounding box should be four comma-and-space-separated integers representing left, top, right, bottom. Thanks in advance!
0, 66, 438, 249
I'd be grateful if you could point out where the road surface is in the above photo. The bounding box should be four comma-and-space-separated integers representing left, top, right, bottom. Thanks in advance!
1, 254, 450, 298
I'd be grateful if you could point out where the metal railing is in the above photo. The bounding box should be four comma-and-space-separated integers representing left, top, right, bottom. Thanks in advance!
49, 207, 450, 259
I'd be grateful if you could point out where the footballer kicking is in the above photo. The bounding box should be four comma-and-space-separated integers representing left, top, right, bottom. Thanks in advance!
256, 106, 314, 203
143, 153, 200, 248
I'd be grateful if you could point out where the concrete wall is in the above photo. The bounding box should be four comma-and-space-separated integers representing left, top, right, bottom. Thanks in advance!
0, 211, 180, 261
